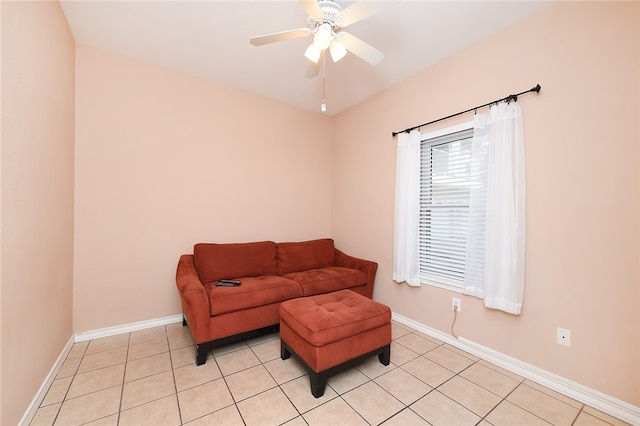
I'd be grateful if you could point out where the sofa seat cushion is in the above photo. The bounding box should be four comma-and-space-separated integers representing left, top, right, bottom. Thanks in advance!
194, 241, 277, 283
279, 289, 391, 346
204, 275, 302, 316
276, 238, 335, 275
282, 266, 366, 296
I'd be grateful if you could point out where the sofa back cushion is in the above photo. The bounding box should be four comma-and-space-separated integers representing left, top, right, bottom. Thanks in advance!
276, 238, 335, 275
194, 241, 277, 283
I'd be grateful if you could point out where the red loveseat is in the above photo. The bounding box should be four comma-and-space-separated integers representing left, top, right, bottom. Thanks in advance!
175, 238, 378, 365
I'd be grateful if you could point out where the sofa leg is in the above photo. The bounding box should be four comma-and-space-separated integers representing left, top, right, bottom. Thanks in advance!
195, 344, 208, 366
378, 344, 391, 366
309, 371, 328, 398
281, 340, 291, 360
182, 316, 187, 327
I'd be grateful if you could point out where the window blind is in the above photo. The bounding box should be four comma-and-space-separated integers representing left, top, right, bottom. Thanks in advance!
419, 129, 473, 286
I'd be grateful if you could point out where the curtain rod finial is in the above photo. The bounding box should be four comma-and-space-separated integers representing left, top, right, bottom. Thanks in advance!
533, 84, 541, 93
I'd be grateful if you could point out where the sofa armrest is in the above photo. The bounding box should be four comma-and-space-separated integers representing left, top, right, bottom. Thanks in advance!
334, 249, 378, 299
176, 254, 211, 343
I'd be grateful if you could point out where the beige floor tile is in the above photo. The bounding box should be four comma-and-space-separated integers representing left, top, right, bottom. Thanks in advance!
42, 376, 73, 406
55, 386, 121, 426
178, 378, 234, 423
173, 362, 222, 392
250, 339, 281, 363
173, 358, 222, 392
127, 338, 169, 361
246, 332, 279, 347
118, 394, 180, 426
303, 395, 368, 426
85, 334, 129, 355
215, 346, 260, 376
263, 357, 307, 384
211, 340, 248, 356
326, 365, 370, 394
438, 375, 502, 417
410, 390, 480, 426
375, 367, 432, 405
415, 331, 444, 346
185, 405, 244, 425
477, 359, 524, 382
236, 387, 299, 426
280, 375, 338, 413
77, 347, 128, 373
394, 333, 441, 354
524, 379, 583, 409
357, 353, 395, 379
165, 321, 187, 335
57, 356, 82, 379
381, 408, 430, 426
507, 383, 581, 425
170, 346, 197, 369
129, 326, 167, 345
402, 355, 455, 387
66, 342, 89, 359
392, 323, 413, 339
444, 344, 480, 362
343, 381, 405, 425
66, 363, 124, 399
83, 414, 118, 425
390, 341, 419, 366
125, 351, 172, 382
582, 406, 632, 426
120, 370, 175, 410
574, 411, 617, 426
30, 403, 61, 426
459, 362, 521, 397
283, 415, 309, 426
225, 364, 277, 401
424, 345, 475, 373
485, 399, 550, 426
167, 329, 194, 351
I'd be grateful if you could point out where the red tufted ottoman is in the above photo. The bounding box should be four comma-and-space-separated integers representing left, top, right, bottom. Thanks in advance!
279, 289, 391, 398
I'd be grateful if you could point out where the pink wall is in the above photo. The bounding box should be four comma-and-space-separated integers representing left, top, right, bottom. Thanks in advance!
332, 2, 639, 406
0, 2, 75, 424
74, 46, 333, 332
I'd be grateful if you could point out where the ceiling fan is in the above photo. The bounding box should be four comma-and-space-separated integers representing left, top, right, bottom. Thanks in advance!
249, 0, 398, 78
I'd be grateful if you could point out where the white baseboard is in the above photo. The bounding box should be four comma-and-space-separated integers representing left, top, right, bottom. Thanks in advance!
20, 314, 184, 425
22, 313, 639, 426
392, 312, 640, 426
19, 336, 75, 426
74, 314, 183, 342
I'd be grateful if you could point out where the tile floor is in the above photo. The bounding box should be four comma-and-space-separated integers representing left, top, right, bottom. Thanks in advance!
30, 321, 629, 426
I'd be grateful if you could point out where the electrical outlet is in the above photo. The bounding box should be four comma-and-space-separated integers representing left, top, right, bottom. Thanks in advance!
452, 298, 461, 312
557, 327, 571, 347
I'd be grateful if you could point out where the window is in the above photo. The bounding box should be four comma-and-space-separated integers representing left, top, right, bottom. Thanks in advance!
419, 124, 474, 290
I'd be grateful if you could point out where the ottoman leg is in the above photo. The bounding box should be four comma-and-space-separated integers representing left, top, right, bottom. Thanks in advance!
378, 344, 391, 366
310, 371, 329, 398
281, 341, 291, 360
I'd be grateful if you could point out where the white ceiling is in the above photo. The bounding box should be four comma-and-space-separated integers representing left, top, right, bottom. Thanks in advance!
60, 0, 552, 115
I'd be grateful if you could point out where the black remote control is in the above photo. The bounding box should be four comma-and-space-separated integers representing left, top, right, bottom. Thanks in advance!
216, 280, 241, 287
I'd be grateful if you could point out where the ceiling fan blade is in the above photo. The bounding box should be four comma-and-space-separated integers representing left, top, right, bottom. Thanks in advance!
338, 0, 400, 27
250, 28, 311, 46
299, 0, 323, 18
305, 51, 323, 78
337, 32, 384, 65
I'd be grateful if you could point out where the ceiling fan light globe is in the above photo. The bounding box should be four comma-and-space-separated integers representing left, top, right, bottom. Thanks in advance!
304, 43, 321, 63
313, 23, 333, 50
329, 40, 347, 62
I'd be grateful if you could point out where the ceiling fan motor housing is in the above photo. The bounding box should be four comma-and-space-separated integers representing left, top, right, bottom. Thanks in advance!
307, 1, 343, 33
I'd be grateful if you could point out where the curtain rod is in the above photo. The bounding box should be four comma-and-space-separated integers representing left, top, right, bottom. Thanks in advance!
391, 84, 541, 137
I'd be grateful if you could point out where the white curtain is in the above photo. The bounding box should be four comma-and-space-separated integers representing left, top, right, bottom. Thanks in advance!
463, 102, 526, 314
393, 129, 421, 286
